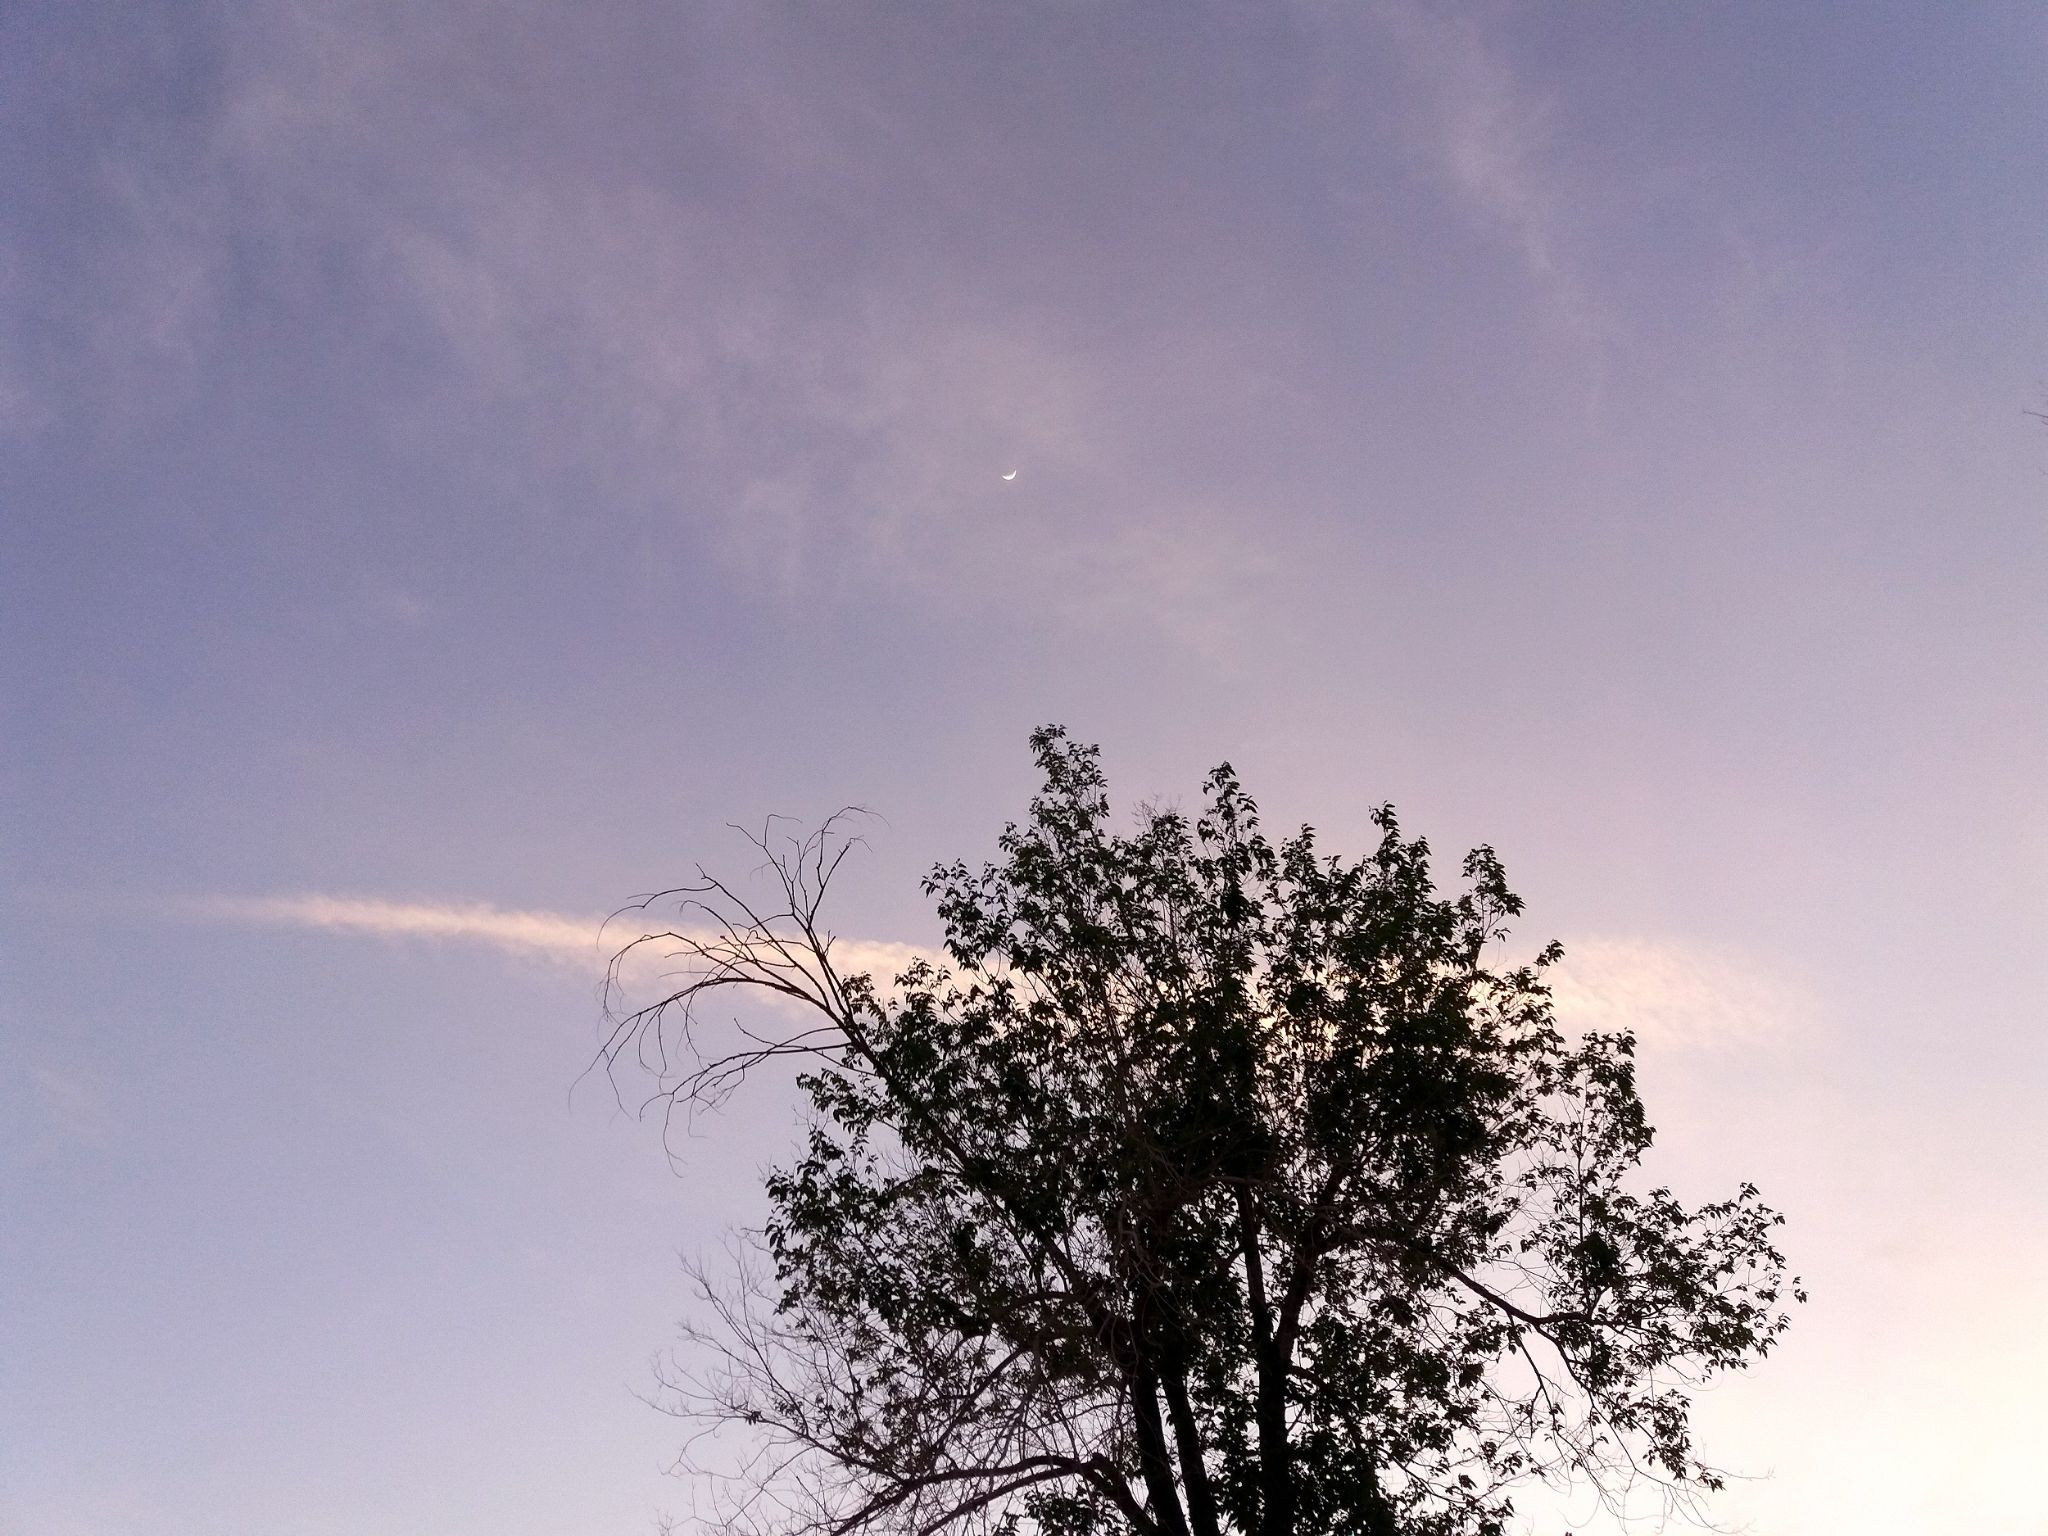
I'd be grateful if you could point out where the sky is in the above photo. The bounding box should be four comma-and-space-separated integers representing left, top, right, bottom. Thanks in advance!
3, 2, 2045, 1532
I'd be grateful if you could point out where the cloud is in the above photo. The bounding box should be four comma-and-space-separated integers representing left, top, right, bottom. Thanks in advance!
1372, 2, 1606, 353
1542, 935, 1806, 1049
192, 892, 927, 987
370, 149, 1281, 642
28, 1065, 114, 1149
194, 894, 1797, 1051
1, 1062, 115, 1175
0, 247, 46, 436
15, 3, 1290, 647
199, 892, 613, 963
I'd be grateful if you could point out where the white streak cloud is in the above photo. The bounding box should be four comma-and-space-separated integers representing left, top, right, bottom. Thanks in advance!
195, 896, 1791, 1047
202, 893, 610, 961
194, 892, 927, 986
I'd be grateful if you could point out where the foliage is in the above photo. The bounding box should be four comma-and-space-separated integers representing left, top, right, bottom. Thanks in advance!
603, 728, 1799, 1536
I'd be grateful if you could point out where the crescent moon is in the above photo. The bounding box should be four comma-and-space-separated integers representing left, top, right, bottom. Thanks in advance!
1001, 470, 1018, 481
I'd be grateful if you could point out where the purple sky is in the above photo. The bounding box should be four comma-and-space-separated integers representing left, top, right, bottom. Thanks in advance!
4, 4, 2046, 1532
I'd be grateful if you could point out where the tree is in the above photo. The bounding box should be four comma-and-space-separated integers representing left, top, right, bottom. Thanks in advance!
602, 728, 1799, 1536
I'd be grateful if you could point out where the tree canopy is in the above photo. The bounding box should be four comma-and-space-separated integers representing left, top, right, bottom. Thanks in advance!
603, 728, 1799, 1536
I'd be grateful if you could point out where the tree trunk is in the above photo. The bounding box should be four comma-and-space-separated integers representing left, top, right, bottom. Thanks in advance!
1159, 1354, 1225, 1536
1129, 1355, 1193, 1536
1236, 1192, 1294, 1536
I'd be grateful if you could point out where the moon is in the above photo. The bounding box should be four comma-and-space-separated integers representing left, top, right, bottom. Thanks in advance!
1001, 470, 1018, 481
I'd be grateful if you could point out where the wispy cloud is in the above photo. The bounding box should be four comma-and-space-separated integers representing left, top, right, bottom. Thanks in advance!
1544, 935, 1806, 1049
16, 5, 1288, 648
372, 151, 1281, 644
1, 1062, 115, 1176
1373, 2, 1606, 354
29, 1064, 114, 1149
0, 246, 46, 436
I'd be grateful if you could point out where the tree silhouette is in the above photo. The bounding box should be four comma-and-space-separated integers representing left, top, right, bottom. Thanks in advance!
603, 728, 1799, 1536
